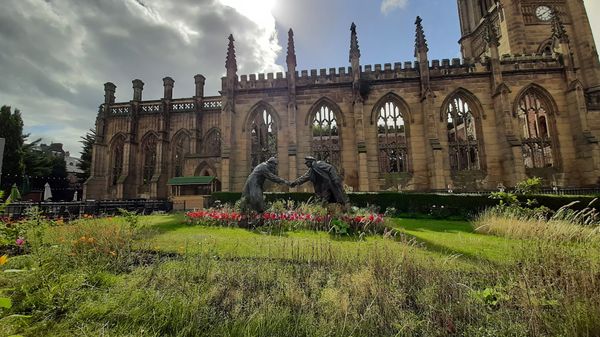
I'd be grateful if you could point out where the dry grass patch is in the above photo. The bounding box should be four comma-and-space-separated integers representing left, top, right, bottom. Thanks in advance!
474, 207, 600, 244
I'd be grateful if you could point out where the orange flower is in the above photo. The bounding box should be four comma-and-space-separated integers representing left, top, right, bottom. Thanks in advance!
0, 255, 8, 265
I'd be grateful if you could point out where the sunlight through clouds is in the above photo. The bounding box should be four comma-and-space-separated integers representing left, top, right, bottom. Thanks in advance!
218, 0, 283, 74
218, 0, 276, 29
380, 0, 409, 15
583, 0, 600, 47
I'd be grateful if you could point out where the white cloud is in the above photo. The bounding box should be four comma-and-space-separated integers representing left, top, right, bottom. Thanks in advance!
218, 0, 282, 74
380, 0, 409, 15
0, 0, 284, 155
583, 0, 600, 50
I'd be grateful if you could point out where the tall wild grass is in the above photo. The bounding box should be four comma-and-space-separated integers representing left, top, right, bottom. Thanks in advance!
474, 200, 600, 243
1, 211, 599, 336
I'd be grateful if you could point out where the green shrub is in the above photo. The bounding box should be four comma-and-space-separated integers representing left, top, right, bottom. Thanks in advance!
514, 176, 542, 195
210, 191, 600, 219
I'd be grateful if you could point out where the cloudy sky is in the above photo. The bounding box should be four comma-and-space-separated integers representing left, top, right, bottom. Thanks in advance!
1, 0, 599, 156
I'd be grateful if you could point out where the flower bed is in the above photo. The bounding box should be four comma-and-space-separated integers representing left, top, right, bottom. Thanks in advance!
185, 207, 387, 236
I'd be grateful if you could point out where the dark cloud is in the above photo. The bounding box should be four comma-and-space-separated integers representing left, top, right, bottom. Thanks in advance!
0, 0, 282, 154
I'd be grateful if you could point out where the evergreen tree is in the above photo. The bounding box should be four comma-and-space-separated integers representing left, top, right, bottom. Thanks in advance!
22, 140, 69, 200
77, 129, 95, 183
23, 139, 52, 178
0, 106, 25, 191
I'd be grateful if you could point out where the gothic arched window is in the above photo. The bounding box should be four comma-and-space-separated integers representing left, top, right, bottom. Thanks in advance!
142, 135, 158, 187
518, 89, 554, 168
250, 109, 277, 168
203, 129, 221, 157
111, 136, 125, 186
312, 105, 341, 168
538, 40, 554, 55
377, 101, 408, 173
172, 132, 190, 178
447, 96, 480, 171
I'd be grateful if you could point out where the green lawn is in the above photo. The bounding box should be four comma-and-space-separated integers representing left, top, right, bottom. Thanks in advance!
2, 213, 599, 336
393, 218, 529, 264
137, 214, 527, 271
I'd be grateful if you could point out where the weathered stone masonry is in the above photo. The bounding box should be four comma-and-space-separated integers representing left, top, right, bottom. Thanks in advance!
85, 0, 600, 199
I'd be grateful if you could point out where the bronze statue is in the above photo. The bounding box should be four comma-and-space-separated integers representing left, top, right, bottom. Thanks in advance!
291, 156, 348, 205
240, 157, 289, 213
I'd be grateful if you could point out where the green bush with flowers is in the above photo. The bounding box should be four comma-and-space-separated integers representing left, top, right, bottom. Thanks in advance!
186, 200, 392, 236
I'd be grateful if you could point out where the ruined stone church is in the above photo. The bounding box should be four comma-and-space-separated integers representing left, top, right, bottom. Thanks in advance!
85, 0, 600, 200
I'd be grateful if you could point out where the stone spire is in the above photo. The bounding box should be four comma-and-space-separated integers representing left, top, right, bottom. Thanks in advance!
132, 79, 144, 101
483, 16, 504, 93
414, 17, 432, 100
285, 28, 298, 164
104, 82, 116, 105
349, 22, 361, 62
551, 9, 569, 43
162, 77, 174, 100
414, 16, 429, 57
225, 34, 237, 76
194, 74, 206, 98
286, 29, 297, 69
550, 8, 574, 77
483, 17, 500, 47
286, 28, 298, 113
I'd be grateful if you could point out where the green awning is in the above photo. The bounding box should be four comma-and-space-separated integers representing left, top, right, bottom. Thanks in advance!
167, 176, 215, 186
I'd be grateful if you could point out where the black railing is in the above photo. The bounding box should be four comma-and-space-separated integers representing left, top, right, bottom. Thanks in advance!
1, 200, 172, 220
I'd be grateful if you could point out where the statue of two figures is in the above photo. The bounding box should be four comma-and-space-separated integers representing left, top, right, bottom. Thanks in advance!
239, 156, 348, 226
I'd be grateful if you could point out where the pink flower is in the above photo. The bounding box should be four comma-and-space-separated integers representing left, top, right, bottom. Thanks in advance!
16, 237, 25, 246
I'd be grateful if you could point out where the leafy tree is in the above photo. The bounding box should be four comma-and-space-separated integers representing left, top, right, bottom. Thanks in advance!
49, 154, 67, 180
48, 153, 69, 197
0, 106, 25, 191
23, 139, 52, 178
0, 106, 71, 199
21, 142, 69, 200
77, 129, 96, 183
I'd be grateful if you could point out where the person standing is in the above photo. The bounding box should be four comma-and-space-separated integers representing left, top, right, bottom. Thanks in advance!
290, 156, 348, 205
240, 157, 290, 213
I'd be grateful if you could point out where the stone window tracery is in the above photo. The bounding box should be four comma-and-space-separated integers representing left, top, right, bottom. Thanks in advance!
203, 129, 221, 157
312, 105, 341, 168
447, 96, 480, 171
111, 137, 125, 186
142, 135, 157, 187
377, 101, 408, 173
250, 109, 277, 168
173, 133, 190, 178
518, 90, 554, 168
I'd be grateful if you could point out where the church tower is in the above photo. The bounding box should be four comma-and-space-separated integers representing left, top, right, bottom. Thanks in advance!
457, 0, 600, 107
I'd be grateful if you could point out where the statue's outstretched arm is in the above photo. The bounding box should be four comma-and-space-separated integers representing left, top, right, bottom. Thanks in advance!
264, 171, 289, 185
291, 170, 311, 187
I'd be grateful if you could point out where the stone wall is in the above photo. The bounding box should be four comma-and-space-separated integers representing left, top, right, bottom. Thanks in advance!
84, 1, 600, 200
